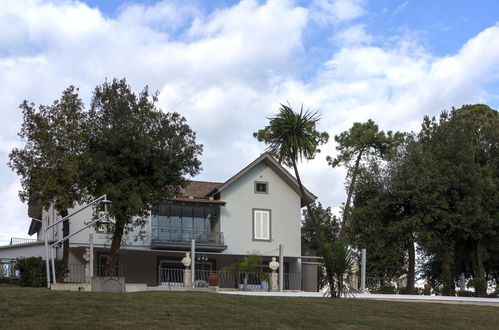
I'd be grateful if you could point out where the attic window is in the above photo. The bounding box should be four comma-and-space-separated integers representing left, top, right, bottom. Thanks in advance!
255, 181, 268, 194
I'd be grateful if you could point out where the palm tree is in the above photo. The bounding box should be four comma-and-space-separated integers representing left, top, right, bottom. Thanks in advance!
255, 104, 359, 298
253, 103, 328, 219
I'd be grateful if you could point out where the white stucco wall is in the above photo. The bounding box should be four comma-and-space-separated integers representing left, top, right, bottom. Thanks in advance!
0, 243, 45, 260
39, 203, 151, 249
219, 162, 301, 257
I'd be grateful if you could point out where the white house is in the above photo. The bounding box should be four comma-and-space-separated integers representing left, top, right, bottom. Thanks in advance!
0, 153, 319, 290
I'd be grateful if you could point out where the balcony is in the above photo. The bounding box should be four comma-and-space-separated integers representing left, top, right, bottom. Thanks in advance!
151, 227, 227, 252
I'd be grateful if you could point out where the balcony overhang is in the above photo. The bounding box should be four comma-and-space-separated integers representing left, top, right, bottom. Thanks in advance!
151, 240, 227, 252
169, 197, 225, 206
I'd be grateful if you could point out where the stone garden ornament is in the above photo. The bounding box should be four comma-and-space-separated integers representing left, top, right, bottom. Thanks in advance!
182, 252, 191, 268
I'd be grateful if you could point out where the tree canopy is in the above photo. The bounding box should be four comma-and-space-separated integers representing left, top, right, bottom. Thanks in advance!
10, 79, 203, 276
327, 119, 403, 234
346, 105, 499, 296
85, 78, 203, 274
9, 86, 87, 269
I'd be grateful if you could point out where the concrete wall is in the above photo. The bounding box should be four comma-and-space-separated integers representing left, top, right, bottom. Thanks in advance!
118, 250, 159, 286
301, 262, 319, 292
219, 162, 301, 257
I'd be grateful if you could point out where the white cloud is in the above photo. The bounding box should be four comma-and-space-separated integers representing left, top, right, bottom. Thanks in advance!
334, 24, 373, 44
0, 181, 28, 245
392, 1, 409, 16
310, 0, 366, 26
117, 0, 199, 32
0, 0, 499, 243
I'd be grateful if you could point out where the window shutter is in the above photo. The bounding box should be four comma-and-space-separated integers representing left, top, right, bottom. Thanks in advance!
253, 210, 270, 240
261, 211, 269, 240
255, 210, 262, 239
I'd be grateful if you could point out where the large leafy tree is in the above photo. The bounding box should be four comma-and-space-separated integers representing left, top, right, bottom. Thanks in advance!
416, 105, 498, 296
9, 86, 87, 271
301, 203, 341, 290
327, 120, 402, 234
301, 202, 340, 257
85, 78, 203, 275
349, 160, 406, 287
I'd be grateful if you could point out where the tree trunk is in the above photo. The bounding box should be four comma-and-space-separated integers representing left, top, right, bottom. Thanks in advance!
106, 222, 124, 277
60, 209, 69, 281
340, 150, 363, 236
406, 239, 415, 294
441, 247, 454, 296
474, 239, 487, 297
291, 159, 319, 240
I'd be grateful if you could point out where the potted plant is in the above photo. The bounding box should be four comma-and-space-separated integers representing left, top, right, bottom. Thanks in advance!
208, 273, 218, 287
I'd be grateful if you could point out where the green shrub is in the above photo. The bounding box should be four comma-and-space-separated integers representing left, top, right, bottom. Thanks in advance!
413, 287, 425, 295
398, 287, 424, 295
379, 285, 396, 294
467, 277, 487, 297
457, 290, 476, 297
15, 257, 66, 287
0, 277, 20, 286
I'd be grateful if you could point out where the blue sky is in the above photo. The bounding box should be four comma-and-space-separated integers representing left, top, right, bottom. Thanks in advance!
1, 0, 499, 244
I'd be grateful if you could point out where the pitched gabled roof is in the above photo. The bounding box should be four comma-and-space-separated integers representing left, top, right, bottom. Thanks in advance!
207, 152, 317, 207
179, 181, 223, 198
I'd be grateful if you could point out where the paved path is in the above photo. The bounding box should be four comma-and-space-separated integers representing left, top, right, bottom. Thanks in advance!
219, 291, 499, 306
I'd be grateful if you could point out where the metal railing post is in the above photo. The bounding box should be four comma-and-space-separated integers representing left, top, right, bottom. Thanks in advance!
89, 233, 94, 279
191, 239, 195, 284
44, 231, 50, 288
51, 247, 57, 284
361, 248, 366, 294
279, 244, 284, 292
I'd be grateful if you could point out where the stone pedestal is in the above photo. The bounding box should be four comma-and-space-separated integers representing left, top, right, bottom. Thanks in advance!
82, 248, 90, 283
85, 263, 90, 283
349, 263, 359, 292
184, 269, 192, 287
271, 272, 278, 291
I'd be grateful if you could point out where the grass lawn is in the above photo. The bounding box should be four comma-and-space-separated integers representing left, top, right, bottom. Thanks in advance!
0, 287, 497, 329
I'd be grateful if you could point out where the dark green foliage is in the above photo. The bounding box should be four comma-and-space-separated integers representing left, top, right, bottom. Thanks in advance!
349, 161, 406, 282
415, 105, 499, 296
253, 103, 329, 167
345, 105, 498, 296
15, 257, 65, 287
222, 253, 269, 290
84, 78, 203, 274
327, 119, 403, 234
228, 253, 264, 274
9, 86, 87, 211
301, 202, 340, 256
8, 87, 87, 269
379, 285, 397, 294
301, 203, 345, 292
322, 238, 355, 297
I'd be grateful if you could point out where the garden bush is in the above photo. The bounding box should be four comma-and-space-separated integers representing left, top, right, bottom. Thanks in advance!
15, 257, 66, 287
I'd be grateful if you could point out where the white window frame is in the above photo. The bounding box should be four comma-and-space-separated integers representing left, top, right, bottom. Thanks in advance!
252, 208, 271, 241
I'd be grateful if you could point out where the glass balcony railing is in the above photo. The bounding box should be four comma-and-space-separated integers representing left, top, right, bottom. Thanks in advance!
151, 227, 225, 250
